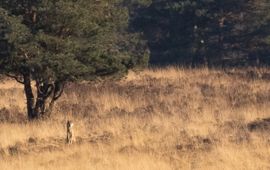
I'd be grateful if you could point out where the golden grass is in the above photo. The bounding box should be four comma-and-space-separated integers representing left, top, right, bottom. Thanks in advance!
0, 67, 270, 170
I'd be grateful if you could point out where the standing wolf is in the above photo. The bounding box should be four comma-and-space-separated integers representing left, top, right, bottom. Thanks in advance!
66, 120, 74, 144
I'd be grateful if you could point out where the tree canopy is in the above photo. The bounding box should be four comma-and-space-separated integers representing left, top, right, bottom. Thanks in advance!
128, 0, 270, 66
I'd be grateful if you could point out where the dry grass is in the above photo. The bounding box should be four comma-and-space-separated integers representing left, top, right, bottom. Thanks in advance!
0, 67, 270, 170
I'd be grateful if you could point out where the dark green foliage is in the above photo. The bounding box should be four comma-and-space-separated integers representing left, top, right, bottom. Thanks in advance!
128, 0, 270, 67
0, 10, 10, 63
0, 0, 149, 119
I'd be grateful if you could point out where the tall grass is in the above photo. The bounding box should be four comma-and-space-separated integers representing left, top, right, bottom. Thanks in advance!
0, 67, 269, 170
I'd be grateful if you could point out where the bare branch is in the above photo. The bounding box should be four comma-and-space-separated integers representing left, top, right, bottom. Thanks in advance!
36, 81, 43, 94
44, 84, 54, 99
5, 73, 24, 84
53, 83, 65, 101
36, 82, 55, 100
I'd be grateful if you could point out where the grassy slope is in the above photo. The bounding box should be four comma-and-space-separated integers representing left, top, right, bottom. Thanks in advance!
0, 67, 270, 170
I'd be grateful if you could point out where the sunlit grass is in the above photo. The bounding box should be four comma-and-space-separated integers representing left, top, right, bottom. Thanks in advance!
0, 67, 269, 170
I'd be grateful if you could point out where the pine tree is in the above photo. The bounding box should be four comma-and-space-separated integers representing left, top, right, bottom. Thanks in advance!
0, 10, 9, 60
0, 0, 149, 120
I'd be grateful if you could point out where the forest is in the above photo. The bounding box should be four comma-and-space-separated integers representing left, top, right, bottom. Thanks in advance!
127, 0, 270, 66
1, 0, 270, 68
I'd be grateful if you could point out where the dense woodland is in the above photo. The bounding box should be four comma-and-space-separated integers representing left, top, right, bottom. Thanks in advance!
126, 0, 270, 66
1, 0, 270, 67
0, 0, 270, 119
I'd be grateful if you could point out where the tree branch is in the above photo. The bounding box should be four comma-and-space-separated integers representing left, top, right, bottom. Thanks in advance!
44, 84, 54, 99
5, 74, 24, 84
53, 83, 65, 101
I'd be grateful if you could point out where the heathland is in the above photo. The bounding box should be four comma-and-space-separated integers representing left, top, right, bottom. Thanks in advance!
0, 67, 270, 170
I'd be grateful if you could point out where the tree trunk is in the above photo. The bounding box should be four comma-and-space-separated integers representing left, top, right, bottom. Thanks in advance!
34, 91, 46, 117
23, 73, 38, 120
23, 76, 65, 120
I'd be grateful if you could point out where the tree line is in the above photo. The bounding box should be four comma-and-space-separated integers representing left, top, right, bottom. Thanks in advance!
0, 0, 270, 120
126, 0, 270, 67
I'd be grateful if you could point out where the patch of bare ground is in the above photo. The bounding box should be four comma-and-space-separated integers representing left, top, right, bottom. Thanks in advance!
0, 67, 270, 170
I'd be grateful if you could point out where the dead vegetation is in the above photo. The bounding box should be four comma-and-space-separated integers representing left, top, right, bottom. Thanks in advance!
0, 67, 270, 170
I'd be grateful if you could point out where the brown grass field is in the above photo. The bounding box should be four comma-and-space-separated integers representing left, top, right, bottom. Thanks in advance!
0, 67, 270, 170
